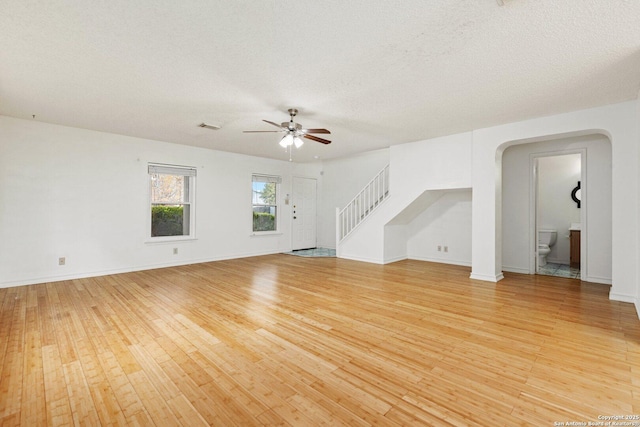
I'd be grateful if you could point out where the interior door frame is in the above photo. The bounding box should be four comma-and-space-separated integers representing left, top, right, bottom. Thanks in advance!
529, 148, 586, 275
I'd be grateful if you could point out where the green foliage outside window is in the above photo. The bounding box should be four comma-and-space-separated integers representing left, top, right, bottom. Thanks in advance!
152, 205, 184, 236
253, 211, 275, 232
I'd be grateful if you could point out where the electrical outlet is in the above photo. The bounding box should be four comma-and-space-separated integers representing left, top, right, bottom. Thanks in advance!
437, 245, 441, 252
444, 246, 448, 253
58, 257, 66, 266
173, 248, 178, 255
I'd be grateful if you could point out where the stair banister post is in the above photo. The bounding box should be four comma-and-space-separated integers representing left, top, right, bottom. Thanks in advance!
382, 168, 386, 198
335, 207, 341, 254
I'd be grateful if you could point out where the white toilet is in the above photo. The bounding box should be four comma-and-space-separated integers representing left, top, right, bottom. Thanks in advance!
538, 229, 557, 267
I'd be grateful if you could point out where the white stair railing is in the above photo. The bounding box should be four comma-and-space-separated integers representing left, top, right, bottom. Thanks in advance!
336, 164, 390, 243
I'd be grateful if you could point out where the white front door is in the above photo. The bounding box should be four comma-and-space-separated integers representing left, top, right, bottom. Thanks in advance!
292, 177, 317, 250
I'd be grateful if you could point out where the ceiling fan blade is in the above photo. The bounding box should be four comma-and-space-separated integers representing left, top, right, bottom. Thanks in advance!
263, 120, 284, 129
243, 130, 282, 133
303, 134, 331, 145
302, 128, 331, 134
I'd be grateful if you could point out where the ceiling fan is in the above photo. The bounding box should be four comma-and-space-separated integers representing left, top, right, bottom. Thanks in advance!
243, 108, 331, 148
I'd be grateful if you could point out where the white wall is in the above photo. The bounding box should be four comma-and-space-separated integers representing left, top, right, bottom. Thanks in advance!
407, 189, 472, 266
501, 135, 611, 282
0, 116, 318, 288
383, 224, 408, 263
318, 148, 389, 248
537, 154, 582, 264
391, 133, 473, 194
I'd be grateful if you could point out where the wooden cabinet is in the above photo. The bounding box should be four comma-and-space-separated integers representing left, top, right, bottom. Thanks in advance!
570, 230, 580, 268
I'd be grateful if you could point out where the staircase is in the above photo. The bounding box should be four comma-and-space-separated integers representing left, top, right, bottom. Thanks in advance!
336, 164, 390, 243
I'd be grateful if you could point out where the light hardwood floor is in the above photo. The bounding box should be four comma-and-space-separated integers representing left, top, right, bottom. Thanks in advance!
1, 255, 639, 426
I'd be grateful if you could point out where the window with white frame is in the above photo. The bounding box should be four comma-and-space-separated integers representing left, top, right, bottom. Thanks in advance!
252, 174, 280, 232
149, 164, 196, 239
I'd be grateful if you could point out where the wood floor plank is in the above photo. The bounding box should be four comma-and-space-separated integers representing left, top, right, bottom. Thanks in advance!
20, 329, 46, 426
164, 394, 209, 427
0, 289, 15, 374
41, 344, 74, 426
96, 350, 147, 422
158, 358, 235, 425
512, 389, 594, 424
257, 357, 370, 426
127, 344, 182, 402
62, 360, 102, 426
189, 350, 270, 419
385, 401, 459, 427
0, 288, 26, 422
0, 256, 638, 425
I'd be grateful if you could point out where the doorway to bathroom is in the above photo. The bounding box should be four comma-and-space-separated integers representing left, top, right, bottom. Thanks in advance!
502, 134, 611, 284
533, 152, 583, 279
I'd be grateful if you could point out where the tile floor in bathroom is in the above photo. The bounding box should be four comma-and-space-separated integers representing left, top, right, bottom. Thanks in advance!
537, 262, 581, 279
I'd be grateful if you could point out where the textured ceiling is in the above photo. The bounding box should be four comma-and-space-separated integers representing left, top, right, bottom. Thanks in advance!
1, 0, 639, 162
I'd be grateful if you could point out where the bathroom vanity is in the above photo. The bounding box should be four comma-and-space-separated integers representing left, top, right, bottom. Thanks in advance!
570, 225, 581, 269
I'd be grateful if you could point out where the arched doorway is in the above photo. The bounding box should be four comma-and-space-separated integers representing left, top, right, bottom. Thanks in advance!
500, 133, 612, 284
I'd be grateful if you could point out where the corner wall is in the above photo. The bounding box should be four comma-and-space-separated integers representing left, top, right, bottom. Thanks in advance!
407, 189, 472, 266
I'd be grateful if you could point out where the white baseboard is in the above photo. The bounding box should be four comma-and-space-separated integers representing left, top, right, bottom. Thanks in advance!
0, 249, 283, 289
408, 255, 471, 268
337, 253, 385, 265
383, 255, 408, 264
582, 275, 612, 285
607, 293, 640, 320
469, 272, 505, 282
608, 292, 637, 304
501, 265, 531, 275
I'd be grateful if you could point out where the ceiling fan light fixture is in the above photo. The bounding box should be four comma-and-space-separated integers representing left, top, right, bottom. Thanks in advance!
294, 136, 304, 148
279, 133, 294, 147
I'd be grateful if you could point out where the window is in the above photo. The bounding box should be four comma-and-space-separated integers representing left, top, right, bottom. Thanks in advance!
252, 174, 280, 232
149, 164, 196, 239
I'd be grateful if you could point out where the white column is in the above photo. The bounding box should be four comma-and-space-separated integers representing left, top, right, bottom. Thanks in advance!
470, 130, 504, 282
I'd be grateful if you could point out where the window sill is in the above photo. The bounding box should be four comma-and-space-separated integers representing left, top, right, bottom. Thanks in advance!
250, 232, 283, 237
145, 236, 197, 244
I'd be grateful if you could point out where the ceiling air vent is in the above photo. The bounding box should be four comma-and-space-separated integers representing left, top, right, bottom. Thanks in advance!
198, 123, 220, 130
